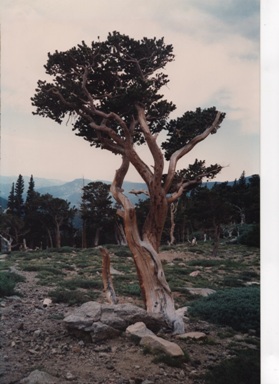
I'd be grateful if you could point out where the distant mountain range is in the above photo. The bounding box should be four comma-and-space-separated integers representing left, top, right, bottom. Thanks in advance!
0, 175, 248, 209
0, 176, 149, 208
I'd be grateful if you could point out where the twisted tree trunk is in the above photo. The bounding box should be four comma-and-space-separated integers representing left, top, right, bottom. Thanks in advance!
110, 156, 184, 334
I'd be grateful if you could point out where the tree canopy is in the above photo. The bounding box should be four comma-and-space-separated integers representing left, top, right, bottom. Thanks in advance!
32, 32, 225, 179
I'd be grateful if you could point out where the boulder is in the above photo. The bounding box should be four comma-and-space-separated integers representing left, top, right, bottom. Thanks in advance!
90, 321, 121, 341
140, 334, 184, 357
64, 301, 165, 342
19, 369, 60, 384
189, 270, 200, 277
186, 288, 216, 297
176, 331, 207, 340
126, 321, 155, 341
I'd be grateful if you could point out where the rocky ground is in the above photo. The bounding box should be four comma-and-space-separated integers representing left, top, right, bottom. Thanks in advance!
0, 249, 260, 384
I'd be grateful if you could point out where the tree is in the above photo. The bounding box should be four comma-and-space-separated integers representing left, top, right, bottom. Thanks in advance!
25, 175, 35, 207
14, 174, 25, 217
39, 194, 76, 248
31, 32, 226, 333
81, 181, 114, 246
189, 183, 234, 256
24, 176, 43, 249
7, 183, 16, 214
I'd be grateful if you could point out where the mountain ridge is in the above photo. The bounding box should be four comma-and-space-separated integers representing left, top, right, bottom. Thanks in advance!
0, 176, 148, 207
0, 175, 254, 208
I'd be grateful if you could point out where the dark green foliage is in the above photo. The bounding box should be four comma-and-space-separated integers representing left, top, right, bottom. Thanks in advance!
47, 246, 77, 253
239, 270, 259, 281
114, 281, 141, 297
14, 174, 25, 217
81, 182, 115, 247
152, 353, 190, 367
188, 287, 260, 335
239, 224, 260, 247
162, 108, 225, 160
48, 288, 99, 305
7, 183, 16, 214
32, 32, 176, 145
20, 264, 64, 275
0, 271, 25, 297
203, 349, 260, 384
222, 275, 245, 287
187, 259, 223, 267
59, 277, 103, 290
110, 247, 133, 258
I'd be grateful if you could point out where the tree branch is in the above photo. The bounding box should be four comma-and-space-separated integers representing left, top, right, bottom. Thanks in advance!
164, 111, 223, 193
136, 104, 164, 186
166, 167, 222, 204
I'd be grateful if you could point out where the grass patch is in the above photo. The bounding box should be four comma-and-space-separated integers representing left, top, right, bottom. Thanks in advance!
0, 271, 25, 297
187, 259, 222, 267
152, 353, 190, 367
59, 277, 103, 290
114, 281, 141, 297
48, 288, 100, 305
188, 286, 260, 336
202, 349, 260, 384
222, 275, 245, 287
21, 264, 64, 274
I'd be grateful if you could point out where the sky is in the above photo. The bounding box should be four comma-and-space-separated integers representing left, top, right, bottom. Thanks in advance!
1, 0, 260, 183
1, 1, 279, 378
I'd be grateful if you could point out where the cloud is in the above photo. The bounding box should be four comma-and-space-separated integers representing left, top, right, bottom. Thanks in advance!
0, 0, 260, 182
186, 0, 260, 41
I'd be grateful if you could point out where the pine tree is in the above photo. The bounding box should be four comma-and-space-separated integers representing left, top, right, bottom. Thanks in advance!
7, 183, 16, 214
14, 174, 25, 217
26, 175, 35, 205
25, 175, 40, 215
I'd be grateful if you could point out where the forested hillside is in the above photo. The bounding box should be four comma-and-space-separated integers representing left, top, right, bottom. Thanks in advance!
0, 172, 259, 253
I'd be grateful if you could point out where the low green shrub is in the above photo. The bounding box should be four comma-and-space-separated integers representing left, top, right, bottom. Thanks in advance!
152, 353, 190, 367
114, 281, 141, 297
48, 288, 99, 305
222, 275, 244, 287
0, 271, 25, 297
188, 286, 260, 335
46, 246, 77, 253
59, 277, 103, 290
203, 349, 260, 384
20, 264, 64, 275
187, 259, 222, 267
238, 224, 260, 248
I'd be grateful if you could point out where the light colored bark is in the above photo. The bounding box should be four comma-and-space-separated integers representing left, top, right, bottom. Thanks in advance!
115, 222, 127, 245
110, 156, 184, 333
169, 202, 178, 245
0, 234, 12, 253
100, 247, 118, 304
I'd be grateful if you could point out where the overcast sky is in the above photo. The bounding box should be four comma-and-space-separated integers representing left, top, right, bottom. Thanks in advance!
1, 0, 260, 183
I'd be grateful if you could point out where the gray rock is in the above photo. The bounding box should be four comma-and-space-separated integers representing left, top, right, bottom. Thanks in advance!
90, 321, 121, 341
64, 301, 165, 341
126, 321, 155, 341
176, 331, 207, 340
186, 288, 216, 297
140, 334, 184, 357
19, 369, 59, 384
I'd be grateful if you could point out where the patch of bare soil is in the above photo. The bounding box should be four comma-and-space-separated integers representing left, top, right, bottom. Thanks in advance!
0, 252, 259, 384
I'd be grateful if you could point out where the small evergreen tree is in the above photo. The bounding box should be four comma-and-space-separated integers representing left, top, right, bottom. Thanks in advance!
14, 174, 25, 217
25, 175, 35, 207
7, 183, 16, 214
81, 182, 114, 246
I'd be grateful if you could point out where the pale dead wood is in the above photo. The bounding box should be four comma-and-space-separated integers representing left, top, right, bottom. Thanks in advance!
100, 247, 118, 305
